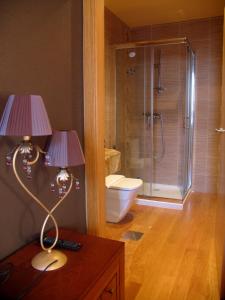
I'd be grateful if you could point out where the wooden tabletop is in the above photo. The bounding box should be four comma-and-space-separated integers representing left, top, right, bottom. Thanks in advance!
0, 228, 124, 300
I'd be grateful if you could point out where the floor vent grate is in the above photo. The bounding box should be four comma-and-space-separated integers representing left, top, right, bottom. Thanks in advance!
122, 231, 144, 241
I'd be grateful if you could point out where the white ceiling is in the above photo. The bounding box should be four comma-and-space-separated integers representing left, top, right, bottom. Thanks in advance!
105, 0, 225, 27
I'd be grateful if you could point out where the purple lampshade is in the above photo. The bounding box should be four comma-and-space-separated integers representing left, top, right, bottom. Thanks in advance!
45, 130, 85, 168
0, 95, 52, 136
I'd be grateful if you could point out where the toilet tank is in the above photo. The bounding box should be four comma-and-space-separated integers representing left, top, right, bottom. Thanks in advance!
104, 148, 121, 175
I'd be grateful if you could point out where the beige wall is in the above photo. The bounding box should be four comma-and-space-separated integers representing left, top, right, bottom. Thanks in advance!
0, 0, 85, 259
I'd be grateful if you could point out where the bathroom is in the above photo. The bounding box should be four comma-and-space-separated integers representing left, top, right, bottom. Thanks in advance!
0, 0, 224, 298
104, 3, 223, 218
103, 1, 225, 297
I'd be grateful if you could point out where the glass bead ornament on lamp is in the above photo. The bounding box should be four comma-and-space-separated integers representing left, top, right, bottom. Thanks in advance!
31, 129, 85, 271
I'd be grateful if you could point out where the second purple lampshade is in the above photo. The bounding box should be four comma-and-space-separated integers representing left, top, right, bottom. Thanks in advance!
45, 130, 85, 168
0, 95, 52, 136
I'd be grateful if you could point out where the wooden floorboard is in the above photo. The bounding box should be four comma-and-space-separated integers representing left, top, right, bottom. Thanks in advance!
104, 192, 221, 300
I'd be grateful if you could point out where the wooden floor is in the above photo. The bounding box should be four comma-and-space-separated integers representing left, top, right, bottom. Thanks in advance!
104, 192, 221, 300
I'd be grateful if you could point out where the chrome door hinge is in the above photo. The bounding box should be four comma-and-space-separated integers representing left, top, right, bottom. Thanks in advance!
215, 128, 225, 133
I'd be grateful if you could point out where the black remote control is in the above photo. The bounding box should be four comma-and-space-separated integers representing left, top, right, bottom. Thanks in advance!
43, 236, 82, 251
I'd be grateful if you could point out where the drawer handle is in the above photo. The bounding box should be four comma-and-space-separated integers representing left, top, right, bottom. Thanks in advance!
105, 288, 114, 295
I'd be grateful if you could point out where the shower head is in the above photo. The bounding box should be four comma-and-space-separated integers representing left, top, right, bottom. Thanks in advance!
128, 51, 136, 58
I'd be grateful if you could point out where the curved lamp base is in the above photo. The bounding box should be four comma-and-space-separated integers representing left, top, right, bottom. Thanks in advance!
31, 250, 67, 271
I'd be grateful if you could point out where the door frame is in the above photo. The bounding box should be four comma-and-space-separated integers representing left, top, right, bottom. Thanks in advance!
83, 0, 105, 235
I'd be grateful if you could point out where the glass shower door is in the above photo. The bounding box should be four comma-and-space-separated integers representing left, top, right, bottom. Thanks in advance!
149, 43, 193, 200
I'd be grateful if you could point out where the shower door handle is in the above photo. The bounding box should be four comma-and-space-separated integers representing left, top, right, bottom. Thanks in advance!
184, 116, 190, 129
215, 128, 225, 133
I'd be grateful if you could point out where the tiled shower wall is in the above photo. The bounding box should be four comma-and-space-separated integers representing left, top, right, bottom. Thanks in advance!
105, 9, 223, 194
130, 17, 223, 193
104, 8, 129, 148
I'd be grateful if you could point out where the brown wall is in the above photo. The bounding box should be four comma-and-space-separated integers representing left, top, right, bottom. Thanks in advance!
104, 8, 129, 148
0, 0, 85, 259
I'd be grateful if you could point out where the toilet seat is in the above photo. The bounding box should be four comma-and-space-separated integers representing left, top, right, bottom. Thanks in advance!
106, 175, 142, 191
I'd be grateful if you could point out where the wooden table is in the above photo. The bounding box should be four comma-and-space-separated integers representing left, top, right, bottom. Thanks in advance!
0, 229, 125, 299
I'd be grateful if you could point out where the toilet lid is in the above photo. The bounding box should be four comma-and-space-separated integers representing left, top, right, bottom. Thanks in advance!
106, 175, 143, 191
105, 175, 125, 188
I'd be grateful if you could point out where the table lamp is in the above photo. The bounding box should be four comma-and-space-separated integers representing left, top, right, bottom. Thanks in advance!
32, 130, 85, 271
0, 95, 85, 271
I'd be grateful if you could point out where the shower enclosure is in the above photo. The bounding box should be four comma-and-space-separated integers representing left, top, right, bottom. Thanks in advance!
115, 38, 195, 201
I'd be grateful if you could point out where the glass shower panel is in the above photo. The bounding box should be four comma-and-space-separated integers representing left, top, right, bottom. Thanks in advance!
142, 46, 154, 197
115, 40, 195, 201
115, 47, 153, 195
150, 44, 187, 200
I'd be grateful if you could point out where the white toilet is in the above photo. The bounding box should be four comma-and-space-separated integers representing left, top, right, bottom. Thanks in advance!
105, 175, 143, 223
